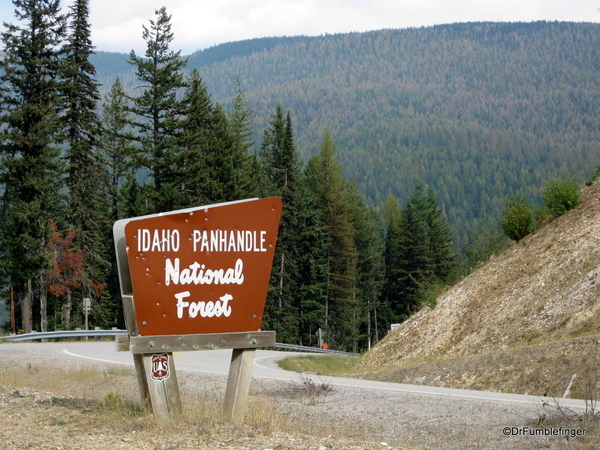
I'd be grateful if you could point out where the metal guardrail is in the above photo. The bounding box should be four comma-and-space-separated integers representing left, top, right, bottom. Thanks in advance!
275, 342, 357, 355
1, 329, 128, 341
1, 330, 359, 355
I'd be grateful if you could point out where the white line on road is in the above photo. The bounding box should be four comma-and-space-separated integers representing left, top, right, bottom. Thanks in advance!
62, 348, 133, 365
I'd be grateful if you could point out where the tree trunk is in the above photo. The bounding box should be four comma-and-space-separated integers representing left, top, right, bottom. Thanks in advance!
367, 308, 371, 350
278, 252, 285, 308
21, 279, 33, 333
40, 289, 47, 333
374, 306, 379, 343
62, 292, 72, 329
39, 273, 48, 333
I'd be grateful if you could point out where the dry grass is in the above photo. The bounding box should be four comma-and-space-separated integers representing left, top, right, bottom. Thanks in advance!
0, 357, 395, 450
277, 354, 361, 376
278, 336, 600, 400
356, 335, 600, 399
0, 361, 139, 404
0, 360, 285, 436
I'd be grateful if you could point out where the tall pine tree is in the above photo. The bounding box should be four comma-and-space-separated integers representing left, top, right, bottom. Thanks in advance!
209, 103, 236, 203
61, 0, 111, 329
100, 77, 136, 222
381, 194, 403, 325
259, 106, 301, 340
306, 132, 359, 351
176, 69, 243, 207
382, 181, 456, 322
259, 106, 328, 344
424, 186, 455, 281
395, 188, 432, 317
0, 0, 67, 332
175, 69, 216, 207
127, 6, 187, 213
347, 183, 385, 349
100, 77, 137, 328
225, 80, 255, 200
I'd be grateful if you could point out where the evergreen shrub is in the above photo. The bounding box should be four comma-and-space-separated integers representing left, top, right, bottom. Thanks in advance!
543, 178, 580, 215
500, 192, 535, 241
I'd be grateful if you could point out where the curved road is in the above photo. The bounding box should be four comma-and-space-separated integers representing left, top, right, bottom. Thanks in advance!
0, 341, 589, 411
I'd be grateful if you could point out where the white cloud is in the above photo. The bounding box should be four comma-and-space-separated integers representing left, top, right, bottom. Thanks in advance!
3, 0, 598, 55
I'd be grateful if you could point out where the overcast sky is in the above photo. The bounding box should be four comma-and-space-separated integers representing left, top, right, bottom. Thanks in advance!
1, 0, 599, 55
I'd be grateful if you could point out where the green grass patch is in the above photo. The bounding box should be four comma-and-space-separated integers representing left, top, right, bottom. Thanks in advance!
277, 354, 361, 376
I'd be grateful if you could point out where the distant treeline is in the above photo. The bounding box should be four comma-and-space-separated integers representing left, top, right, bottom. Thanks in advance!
1, 2, 457, 351
2, 2, 599, 351
91, 21, 600, 251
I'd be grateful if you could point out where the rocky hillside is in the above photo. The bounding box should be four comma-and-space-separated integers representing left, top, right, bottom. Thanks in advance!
361, 180, 600, 398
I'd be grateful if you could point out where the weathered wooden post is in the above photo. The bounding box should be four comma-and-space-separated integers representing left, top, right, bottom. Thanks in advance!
113, 197, 282, 422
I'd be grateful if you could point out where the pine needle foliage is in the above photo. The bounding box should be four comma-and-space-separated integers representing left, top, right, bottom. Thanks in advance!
0, 0, 67, 333
126, 6, 188, 213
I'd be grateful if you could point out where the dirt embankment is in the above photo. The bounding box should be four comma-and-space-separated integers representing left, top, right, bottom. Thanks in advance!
361, 181, 600, 398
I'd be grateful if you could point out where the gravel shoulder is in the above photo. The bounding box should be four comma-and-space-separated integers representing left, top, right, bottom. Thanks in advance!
1, 345, 596, 450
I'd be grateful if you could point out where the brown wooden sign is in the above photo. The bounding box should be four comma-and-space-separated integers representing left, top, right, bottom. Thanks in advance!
115, 197, 282, 336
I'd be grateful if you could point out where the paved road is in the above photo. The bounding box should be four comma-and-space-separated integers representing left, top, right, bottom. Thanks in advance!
0, 341, 589, 411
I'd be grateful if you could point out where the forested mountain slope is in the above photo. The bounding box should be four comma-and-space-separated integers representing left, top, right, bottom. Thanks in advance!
360, 179, 600, 398
91, 21, 600, 249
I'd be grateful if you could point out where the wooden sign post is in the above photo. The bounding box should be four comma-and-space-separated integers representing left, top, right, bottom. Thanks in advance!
113, 197, 282, 422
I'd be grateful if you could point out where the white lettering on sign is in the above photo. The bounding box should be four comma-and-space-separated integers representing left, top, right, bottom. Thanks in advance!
138, 229, 180, 252
175, 291, 233, 319
192, 229, 267, 252
135, 227, 270, 322
165, 258, 244, 286
137, 228, 267, 253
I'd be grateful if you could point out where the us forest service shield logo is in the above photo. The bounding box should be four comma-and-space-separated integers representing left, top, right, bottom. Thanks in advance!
151, 353, 170, 381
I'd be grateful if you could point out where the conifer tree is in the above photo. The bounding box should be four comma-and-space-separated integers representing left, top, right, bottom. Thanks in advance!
395, 190, 432, 316
259, 106, 301, 340
383, 182, 455, 322
259, 105, 289, 195
176, 69, 242, 207
347, 183, 385, 348
424, 186, 455, 280
60, 0, 111, 328
175, 69, 216, 207
381, 194, 403, 319
210, 103, 236, 202
259, 106, 328, 344
100, 77, 137, 328
0, 0, 67, 332
100, 77, 136, 222
294, 203, 329, 346
127, 6, 187, 213
306, 132, 359, 350
226, 80, 255, 199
